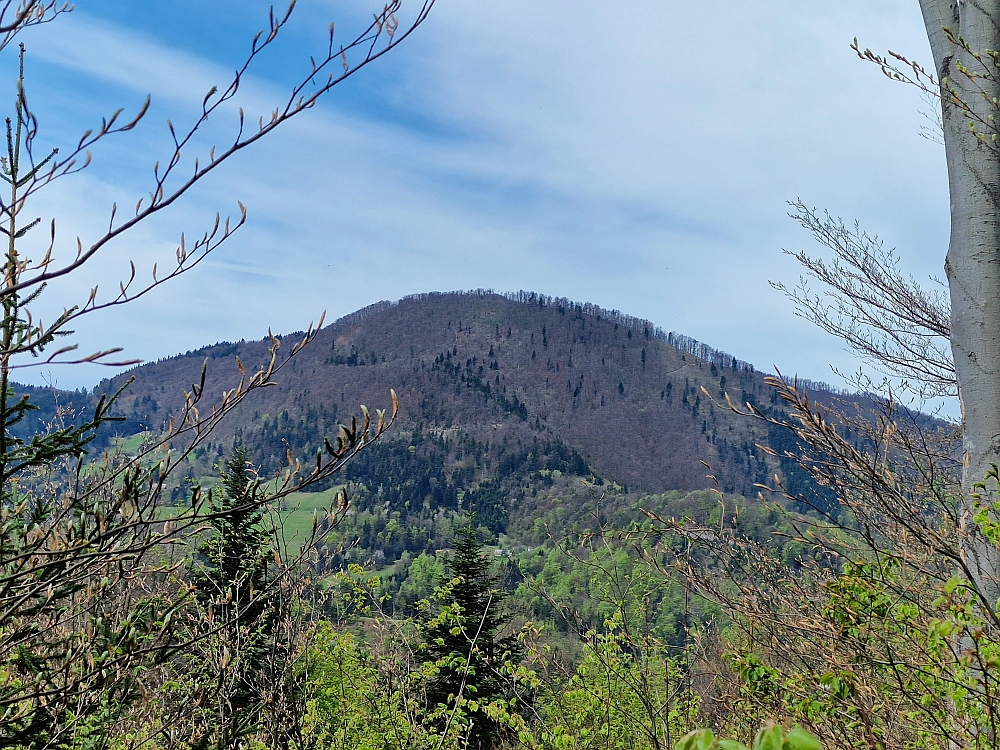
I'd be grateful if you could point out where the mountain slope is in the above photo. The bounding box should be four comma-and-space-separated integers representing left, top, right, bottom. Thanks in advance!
7, 290, 872, 581
94, 290, 794, 498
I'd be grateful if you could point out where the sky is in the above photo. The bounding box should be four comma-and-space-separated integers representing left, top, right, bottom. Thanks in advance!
0, 1, 949, 403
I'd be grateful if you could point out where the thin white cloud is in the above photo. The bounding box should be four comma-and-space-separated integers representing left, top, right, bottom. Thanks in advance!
28, 14, 224, 105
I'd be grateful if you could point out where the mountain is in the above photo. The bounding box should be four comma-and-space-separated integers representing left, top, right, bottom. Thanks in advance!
95, 291, 800, 488
12, 291, 852, 571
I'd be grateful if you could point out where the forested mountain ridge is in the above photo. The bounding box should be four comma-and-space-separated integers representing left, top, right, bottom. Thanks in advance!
9, 291, 865, 570
85, 290, 823, 494
4, 289, 887, 635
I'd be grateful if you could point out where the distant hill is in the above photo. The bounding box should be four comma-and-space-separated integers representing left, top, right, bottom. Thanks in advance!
95, 291, 809, 490
11, 290, 858, 565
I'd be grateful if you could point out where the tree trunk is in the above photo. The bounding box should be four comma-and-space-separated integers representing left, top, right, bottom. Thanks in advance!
920, 0, 1000, 609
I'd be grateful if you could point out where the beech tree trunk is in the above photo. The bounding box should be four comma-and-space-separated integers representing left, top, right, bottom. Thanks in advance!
920, 0, 1000, 608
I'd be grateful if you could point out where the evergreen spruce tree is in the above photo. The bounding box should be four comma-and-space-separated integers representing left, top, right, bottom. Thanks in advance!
416, 522, 524, 749
191, 449, 278, 748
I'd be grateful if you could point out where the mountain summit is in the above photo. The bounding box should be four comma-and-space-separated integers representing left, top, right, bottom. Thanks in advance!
93, 290, 820, 495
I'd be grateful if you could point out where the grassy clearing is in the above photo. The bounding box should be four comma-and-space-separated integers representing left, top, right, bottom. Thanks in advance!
273, 486, 345, 549
112, 431, 152, 454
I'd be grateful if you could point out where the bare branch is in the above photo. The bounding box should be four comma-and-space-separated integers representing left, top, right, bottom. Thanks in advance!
777, 201, 954, 398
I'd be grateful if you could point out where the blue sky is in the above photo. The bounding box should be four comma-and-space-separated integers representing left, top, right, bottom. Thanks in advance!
0, 1, 948, 404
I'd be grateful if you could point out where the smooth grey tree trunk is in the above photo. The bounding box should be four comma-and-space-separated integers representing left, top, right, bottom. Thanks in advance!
920, 0, 1000, 610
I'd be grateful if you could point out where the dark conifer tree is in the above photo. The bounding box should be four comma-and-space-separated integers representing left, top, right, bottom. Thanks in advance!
191, 448, 278, 748
417, 522, 524, 749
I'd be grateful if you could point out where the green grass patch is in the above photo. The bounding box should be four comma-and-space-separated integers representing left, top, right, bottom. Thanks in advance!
113, 431, 152, 455
274, 486, 345, 549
